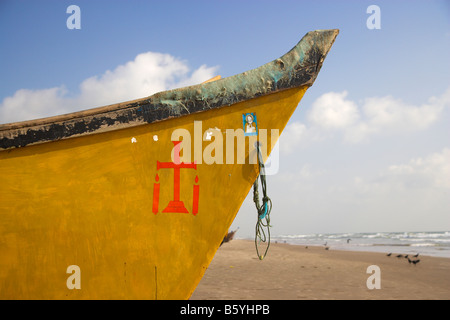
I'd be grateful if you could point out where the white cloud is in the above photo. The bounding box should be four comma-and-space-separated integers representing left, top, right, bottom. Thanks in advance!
386, 148, 450, 189
176, 64, 219, 89
347, 148, 450, 231
0, 87, 69, 123
0, 52, 219, 124
356, 148, 450, 193
308, 91, 360, 129
278, 87, 449, 155
279, 121, 307, 154
307, 87, 450, 143
361, 93, 445, 131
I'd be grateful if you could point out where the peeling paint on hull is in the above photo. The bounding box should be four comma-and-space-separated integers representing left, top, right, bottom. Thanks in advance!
0, 30, 339, 150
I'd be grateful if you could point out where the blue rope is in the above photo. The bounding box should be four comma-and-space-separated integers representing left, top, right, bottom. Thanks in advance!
259, 202, 268, 220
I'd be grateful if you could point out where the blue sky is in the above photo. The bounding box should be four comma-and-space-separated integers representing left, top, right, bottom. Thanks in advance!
1, 1, 449, 237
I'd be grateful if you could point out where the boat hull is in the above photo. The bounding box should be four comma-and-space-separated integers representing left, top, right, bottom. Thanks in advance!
0, 86, 307, 299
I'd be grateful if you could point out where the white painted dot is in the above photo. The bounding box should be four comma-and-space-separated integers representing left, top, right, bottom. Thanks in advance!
153, 135, 158, 141
131, 137, 137, 143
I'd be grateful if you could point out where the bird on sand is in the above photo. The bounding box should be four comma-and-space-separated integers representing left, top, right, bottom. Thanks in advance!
412, 259, 420, 265
386, 253, 392, 257
413, 253, 419, 258
396, 254, 403, 258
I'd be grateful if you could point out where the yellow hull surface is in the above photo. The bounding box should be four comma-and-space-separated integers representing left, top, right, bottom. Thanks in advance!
0, 87, 307, 299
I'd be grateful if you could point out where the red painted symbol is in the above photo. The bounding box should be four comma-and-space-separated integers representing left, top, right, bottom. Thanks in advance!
193, 175, 199, 215
152, 141, 199, 215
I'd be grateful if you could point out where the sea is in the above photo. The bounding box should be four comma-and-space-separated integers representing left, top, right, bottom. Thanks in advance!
271, 231, 450, 258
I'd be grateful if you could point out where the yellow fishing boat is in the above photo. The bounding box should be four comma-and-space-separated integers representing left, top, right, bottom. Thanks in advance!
0, 29, 338, 299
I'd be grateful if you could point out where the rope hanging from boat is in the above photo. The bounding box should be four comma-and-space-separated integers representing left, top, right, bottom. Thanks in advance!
253, 141, 272, 260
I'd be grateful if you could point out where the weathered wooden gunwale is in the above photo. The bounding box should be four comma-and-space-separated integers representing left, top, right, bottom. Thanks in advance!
0, 29, 338, 150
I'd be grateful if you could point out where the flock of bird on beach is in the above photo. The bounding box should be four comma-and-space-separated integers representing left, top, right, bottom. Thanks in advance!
386, 252, 421, 265
303, 239, 422, 265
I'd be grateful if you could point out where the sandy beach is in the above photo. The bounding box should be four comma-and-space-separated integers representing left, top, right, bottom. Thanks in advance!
191, 240, 450, 300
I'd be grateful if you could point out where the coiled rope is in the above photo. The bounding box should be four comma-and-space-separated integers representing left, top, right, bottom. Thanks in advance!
253, 142, 272, 260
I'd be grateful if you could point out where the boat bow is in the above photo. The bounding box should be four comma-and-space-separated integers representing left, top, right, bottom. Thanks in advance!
0, 29, 339, 150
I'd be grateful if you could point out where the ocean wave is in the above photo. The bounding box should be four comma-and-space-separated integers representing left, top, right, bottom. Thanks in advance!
410, 243, 438, 247
271, 231, 450, 257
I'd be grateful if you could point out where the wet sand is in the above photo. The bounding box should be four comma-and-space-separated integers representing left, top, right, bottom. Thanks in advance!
190, 239, 450, 300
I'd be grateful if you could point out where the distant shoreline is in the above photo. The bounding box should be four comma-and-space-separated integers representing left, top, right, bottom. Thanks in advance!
231, 230, 450, 258
270, 241, 450, 259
